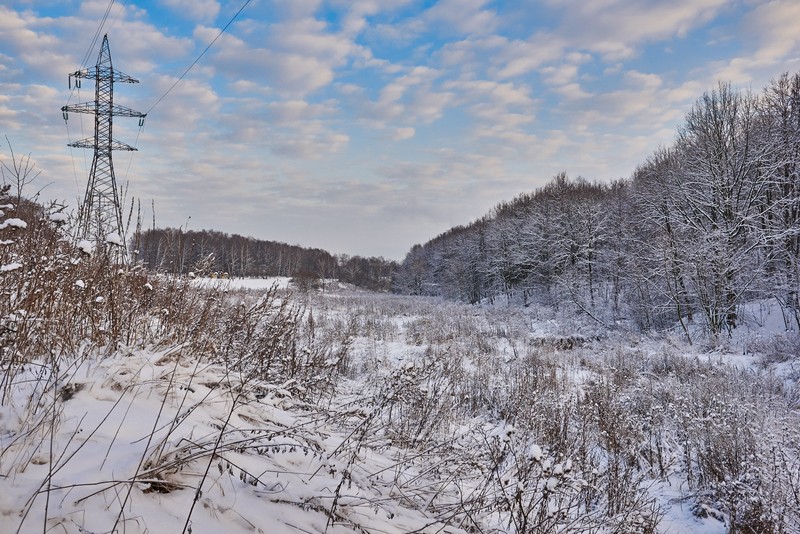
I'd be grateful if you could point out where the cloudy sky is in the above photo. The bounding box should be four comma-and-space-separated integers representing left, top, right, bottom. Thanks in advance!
2, 0, 799, 259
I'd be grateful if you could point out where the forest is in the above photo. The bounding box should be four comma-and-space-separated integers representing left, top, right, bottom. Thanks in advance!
132, 73, 800, 341
134, 227, 397, 291
394, 73, 800, 339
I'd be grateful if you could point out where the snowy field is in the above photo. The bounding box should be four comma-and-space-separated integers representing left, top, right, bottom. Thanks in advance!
1, 277, 799, 533
190, 275, 293, 290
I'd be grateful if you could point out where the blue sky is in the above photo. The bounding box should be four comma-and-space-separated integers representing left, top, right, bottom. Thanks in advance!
2, 0, 799, 259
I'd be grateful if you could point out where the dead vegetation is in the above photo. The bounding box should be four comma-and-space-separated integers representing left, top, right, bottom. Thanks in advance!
1, 165, 799, 533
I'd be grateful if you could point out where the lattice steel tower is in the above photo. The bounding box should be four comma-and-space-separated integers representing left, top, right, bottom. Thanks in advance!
62, 34, 146, 252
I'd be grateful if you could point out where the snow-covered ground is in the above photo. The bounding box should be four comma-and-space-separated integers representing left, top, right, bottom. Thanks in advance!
190, 276, 293, 290
0, 349, 466, 533
1, 282, 798, 533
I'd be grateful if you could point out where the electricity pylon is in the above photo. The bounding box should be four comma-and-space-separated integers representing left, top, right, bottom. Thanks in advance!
62, 34, 146, 259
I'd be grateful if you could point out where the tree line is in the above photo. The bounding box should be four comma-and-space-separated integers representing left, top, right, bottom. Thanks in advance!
394, 73, 800, 337
134, 227, 397, 291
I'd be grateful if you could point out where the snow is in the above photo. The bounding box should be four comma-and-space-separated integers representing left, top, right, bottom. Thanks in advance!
77, 240, 94, 255
652, 481, 728, 534
0, 280, 797, 533
105, 232, 123, 246
529, 443, 543, 462
49, 212, 69, 223
0, 349, 469, 534
1, 262, 22, 272
0, 217, 27, 229
191, 276, 292, 290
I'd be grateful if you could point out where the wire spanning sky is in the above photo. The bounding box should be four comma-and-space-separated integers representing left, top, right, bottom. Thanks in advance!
1, 0, 799, 259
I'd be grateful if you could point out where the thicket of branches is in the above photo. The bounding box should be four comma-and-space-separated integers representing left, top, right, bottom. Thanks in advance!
394, 73, 800, 338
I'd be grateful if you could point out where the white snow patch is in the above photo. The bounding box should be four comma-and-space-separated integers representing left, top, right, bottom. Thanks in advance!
191, 276, 292, 290
77, 240, 94, 255
105, 232, 123, 246
0, 218, 27, 230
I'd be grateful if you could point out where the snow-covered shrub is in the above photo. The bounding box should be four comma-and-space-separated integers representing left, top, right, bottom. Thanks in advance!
380, 347, 465, 448
442, 421, 662, 534
0, 195, 330, 397
749, 331, 800, 366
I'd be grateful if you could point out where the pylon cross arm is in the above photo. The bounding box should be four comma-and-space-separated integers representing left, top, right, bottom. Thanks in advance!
67, 138, 139, 151
61, 103, 145, 118
110, 105, 146, 118
113, 72, 139, 84
70, 68, 139, 84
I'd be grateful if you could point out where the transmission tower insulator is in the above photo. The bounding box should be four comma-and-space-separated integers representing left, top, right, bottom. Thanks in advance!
62, 34, 146, 263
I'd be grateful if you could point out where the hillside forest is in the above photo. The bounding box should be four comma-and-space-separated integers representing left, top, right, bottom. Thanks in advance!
393, 74, 800, 339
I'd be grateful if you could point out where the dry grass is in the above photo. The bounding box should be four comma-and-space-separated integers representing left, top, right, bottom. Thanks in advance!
2, 174, 799, 533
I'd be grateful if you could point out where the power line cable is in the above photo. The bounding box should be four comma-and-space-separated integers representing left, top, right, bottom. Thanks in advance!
108, 0, 130, 32
145, 0, 252, 115
79, 0, 115, 69
63, 118, 81, 192
121, 123, 144, 185
64, 0, 116, 107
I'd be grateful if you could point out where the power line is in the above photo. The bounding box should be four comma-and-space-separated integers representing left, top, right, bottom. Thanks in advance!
79, 1, 114, 69
108, 0, 131, 32
62, 117, 81, 192
121, 123, 144, 185
145, 0, 252, 115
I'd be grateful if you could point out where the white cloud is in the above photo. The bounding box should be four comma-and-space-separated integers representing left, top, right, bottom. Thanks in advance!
146, 73, 220, 129
435, 35, 508, 79
269, 0, 322, 19
624, 70, 663, 90
4, 0, 800, 259
333, 0, 413, 36
195, 8, 365, 98
746, 0, 800, 62
364, 18, 425, 49
553, 0, 730, 58
272, 130, 350, 159
423, 0, 498, 36
492, 34, 566, 79
199, 34, 336, 95
268, 17, 353, 65
540, 63, 580, 87
408, 90, 454, 123
361, 65, 448, 127
702, 0, 800, 85
266, 99, 335, 125
391, 127, 415, 140
162, 0, 220, 23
